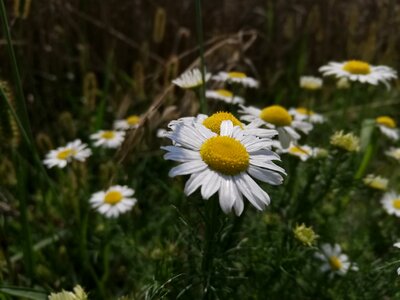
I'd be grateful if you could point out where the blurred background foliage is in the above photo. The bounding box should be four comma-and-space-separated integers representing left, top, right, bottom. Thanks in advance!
2, 0, 400, 127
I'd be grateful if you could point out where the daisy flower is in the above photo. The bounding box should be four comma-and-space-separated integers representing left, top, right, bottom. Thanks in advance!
293, 223, 318, 246
48, 285, 87, 300
330, 131, 360, 152
375, 116, 399, 141
162, 120, 286, 216
319, 60, 397, 88
314, 243, 358, 276
167, 111, 277, 141
363, 174, 388, 191
282, 143, 314, 161
43, 139, 92, 169
206, 89, 244, 105
114, 114, 141, 130
90, 130, 125, 148
89, 185, 137, 218
381, 191, 400, 217
239, 104, 313, 148
172, 68, 211, 89
289, 107, 325, 124
299, 76, 322, 90
385, 147, 400, 162
212, 71, 259, 88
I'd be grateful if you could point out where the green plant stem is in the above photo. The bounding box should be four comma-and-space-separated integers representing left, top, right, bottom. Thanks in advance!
341, 134, 376, 207
14, 152, 34, 281
195, 0, 207, 114
201, 199, 219, 299
354, 138, 376, 180
0, 0, 32, 138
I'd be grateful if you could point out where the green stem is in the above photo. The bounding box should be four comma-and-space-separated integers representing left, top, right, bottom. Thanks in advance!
201, 198, 219, 299
14, 152, 34, 281
354, 139, 375, 180
195, 0, 207, 114
0, 0, 32, 138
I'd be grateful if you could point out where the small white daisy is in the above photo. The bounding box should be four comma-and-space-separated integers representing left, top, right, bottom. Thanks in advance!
114, 114, 141, 130
239, 104, 313, 148
319, 60, 397, 88
43, 139, 92, 169
172, 68, 211, 89
212, 71, 259, 88
381, 191, 400, 217
282, 143, 314, 161
385, 147, 400, 162
167, 111, 278, 141
299, 76, 322, 90
288, 107, 325, 124
89, 185, 137, 218
363, 174, 388, 191
162, 120, 286, 216
205, 89, 245, 104
90, 130, 125, 148
314, 243, 358, 276
375, 116, 399, 141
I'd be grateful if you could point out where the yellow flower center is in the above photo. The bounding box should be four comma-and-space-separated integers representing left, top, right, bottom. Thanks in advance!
228, 72, 246, 78
393, 199, 400, 209
260, 105, 292, 127
215, 89, 233, 98
342, 60, 371, 75
126, 115, 140, 126
202, 112, 242, 134
200, 136, 249, 175
104, 190, 123, 205
289, 145, 311, 155
376, 116, 396, 128
101, 131, 116, 140
329, 256, 343, 271
295, 107, 314, 116
56, 148, 76, 160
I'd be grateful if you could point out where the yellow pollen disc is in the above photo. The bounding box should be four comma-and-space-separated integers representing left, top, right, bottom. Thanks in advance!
329, 256, 343, 271
202, 112, 243, 134
260, 105, 292, 127
56, 148, 76, 160
342, 60, 371, 75
393, 199, 400, 209
126, 115, 140, 126
228, 71, 246, 78
376, 116, 396, 128
200, 136, 249, 175
101, 131, 116, 139
216, 89, 233, 98
289, 146, 310, 155
296, 107, 314, 115
104, 190, 123, 205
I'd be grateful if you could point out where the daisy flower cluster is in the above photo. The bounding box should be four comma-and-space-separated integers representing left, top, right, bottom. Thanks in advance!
42, 112, 143, 218
172, 68, 259, 105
